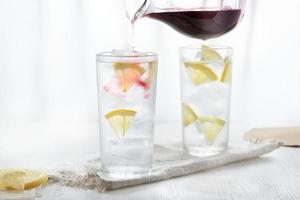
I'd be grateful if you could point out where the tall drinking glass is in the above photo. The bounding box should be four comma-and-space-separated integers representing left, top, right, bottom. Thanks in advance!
96, 50, 158, 178
180, 45, 232, 156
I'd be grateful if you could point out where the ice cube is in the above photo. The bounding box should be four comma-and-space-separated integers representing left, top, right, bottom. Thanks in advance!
111, 49, 147, 57
183, 82, 230, 117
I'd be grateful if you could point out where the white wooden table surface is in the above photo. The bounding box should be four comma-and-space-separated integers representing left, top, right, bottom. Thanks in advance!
1, 121, 300, 200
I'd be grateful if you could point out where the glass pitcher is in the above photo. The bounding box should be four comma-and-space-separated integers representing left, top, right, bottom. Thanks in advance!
126, 0, 246, 40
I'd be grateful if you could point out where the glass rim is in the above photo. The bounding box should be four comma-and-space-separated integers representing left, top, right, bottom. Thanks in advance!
180, 45, 233, 51
96, 50, 157, 58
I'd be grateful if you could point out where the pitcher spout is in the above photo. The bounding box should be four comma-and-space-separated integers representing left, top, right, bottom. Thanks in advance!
126, 0, 152, 23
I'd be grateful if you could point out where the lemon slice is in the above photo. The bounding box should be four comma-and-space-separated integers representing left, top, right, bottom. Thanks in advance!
138, 61, 157, 89
0, 169, 26, 190
201, 45, 223, 61
221, 56, 231, 83
182, 103, 198, 127
146, 62, 156, 87
0, 169, 48, 191
198, 117, 225, 144
23, 170, 48, 190
105, 109, 137, 137
184, 62, 218, 85
113, 62, 145, 92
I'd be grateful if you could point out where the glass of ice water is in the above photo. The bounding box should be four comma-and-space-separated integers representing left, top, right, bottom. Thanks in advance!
96, 50, 158, 178
180, 45, 232, 156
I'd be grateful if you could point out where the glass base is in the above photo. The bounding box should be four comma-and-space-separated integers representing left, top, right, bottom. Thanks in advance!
98, 167, 151, 179
185, 146, 227, 157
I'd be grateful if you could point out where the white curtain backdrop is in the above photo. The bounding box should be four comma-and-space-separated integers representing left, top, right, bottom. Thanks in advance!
0, 0, 300, 141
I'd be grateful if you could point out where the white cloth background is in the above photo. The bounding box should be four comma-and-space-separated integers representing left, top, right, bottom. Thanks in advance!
1, 0, 300, 125
0, 0, 300, 165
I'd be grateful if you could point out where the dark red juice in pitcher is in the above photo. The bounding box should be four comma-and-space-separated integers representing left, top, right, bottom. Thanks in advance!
145, 9, 241, 40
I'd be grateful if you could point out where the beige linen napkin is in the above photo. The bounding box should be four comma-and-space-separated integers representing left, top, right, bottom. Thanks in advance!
49, 142, 281, 192
244, 127, 300, 147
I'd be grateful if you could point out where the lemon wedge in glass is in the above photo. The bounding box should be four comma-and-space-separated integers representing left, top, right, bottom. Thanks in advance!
105, 109, 137, 137
182, 103, 198, 127
184, 62, 218, 85
146, 62, 156, 87
198, 117, 225, 144
0, 169, 48, 191
113, 62, 145, 92
201, 45, 223, 61
221, 56, 231, 83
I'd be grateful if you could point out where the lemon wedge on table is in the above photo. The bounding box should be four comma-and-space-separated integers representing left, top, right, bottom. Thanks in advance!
0, 169, 48, 191
184, 62, 218, 85
113, 62, 145, 92
220, 56, 231, 83
182, 103, 198, 127
105, 109, 137, 137
201, 45, 223, 61
198, 117, 226, 144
